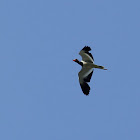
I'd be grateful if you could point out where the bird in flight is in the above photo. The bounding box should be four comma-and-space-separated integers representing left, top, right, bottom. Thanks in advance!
73, 46, 107, 95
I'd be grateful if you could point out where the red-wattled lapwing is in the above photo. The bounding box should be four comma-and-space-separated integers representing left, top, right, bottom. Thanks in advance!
73, 46, 107, 95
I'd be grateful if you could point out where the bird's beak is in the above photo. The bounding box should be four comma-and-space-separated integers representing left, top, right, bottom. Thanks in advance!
73, 59, 76, 61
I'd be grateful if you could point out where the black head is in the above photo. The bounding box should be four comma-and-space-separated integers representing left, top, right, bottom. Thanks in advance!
73, 59, 83, 66
73, 59, 79, 62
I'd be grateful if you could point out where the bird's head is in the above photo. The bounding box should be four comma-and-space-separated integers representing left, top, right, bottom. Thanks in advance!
73, 59, 78, 62
73, 59, 83, 66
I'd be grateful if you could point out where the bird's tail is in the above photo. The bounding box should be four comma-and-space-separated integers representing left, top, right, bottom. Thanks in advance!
94, 65, 107, 70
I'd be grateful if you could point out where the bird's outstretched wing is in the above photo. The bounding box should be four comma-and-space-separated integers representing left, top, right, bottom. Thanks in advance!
79, 46, 94, 63
78, 67, 93, 95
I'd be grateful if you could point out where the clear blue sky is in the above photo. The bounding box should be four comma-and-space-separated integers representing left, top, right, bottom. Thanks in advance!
0, 0, 140, 140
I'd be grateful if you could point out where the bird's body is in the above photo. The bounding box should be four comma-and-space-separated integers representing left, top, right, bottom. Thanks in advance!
80, 61, 104, 69
73, 46, 107, 95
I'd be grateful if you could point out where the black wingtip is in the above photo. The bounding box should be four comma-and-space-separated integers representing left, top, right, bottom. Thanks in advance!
82, 46, 91, 52
80, 83, 90, 95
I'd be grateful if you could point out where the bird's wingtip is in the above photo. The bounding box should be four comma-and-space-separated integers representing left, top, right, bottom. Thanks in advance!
82, 46, 91, 51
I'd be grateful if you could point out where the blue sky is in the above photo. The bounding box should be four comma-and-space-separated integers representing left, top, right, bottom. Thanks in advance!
0, 0, 140, 139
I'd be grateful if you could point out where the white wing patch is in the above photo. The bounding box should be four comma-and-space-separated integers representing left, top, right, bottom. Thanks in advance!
79, 50, 94, 63
78, 67, 93, 84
